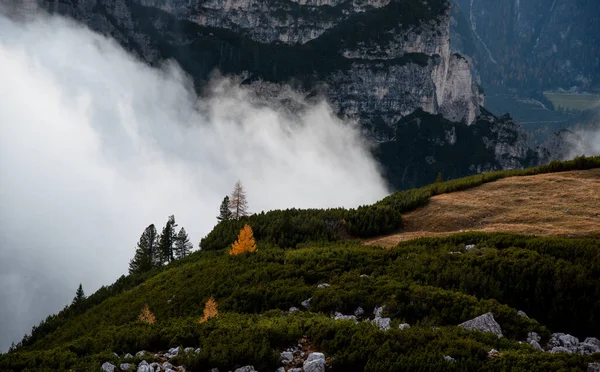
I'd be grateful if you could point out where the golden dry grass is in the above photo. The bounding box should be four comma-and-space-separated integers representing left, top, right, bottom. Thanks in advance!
365, 169, 600, 247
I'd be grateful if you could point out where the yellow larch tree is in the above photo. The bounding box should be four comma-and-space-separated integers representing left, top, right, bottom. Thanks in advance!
138, 303, 156, 324
199, 296, 218, 323
229, 224, 257, 255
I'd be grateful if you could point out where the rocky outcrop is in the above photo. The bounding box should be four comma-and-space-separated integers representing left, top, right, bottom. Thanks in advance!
304, 352, 326, 372
101, 362, 116, 372
458, 312, 503, 337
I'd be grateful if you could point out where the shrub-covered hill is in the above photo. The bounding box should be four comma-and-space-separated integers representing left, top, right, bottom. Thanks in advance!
2, 157, 600, 371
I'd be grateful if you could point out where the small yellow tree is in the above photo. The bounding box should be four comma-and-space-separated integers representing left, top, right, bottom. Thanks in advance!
229, 224, 257, 255
199, 296, 218, 323
138, 303, 156, 324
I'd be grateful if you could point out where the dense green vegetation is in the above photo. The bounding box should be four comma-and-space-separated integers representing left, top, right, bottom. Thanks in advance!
2, 160, 599, 371
200, 155, 600, 251
3, 233, 599, 371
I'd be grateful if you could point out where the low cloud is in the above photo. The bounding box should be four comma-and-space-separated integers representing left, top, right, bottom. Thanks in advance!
0, 12, 388, 351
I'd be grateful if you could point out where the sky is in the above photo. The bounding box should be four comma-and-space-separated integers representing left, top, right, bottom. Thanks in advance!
0, 12, 390, 352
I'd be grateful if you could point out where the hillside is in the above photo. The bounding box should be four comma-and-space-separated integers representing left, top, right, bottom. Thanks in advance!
1, 158, 600, 372
367, 168, 600, 247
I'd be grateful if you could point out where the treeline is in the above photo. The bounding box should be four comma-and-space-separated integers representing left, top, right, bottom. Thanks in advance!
201, 155, 600, 251
3, 233, 600, 371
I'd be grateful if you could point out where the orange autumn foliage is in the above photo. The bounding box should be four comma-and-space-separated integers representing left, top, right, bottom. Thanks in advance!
138, 303, 156, 324
229, 224, 257, 255
199, 296, 218, 323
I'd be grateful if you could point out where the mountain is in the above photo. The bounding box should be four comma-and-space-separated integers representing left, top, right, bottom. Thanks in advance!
450, 0, 600, 139
11, 0, 565, 190
1, 156, 599, 371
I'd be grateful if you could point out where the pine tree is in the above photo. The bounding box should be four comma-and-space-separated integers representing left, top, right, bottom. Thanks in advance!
157, 215, 177, 264
174, 227, 193, 259
229, 224, 257, 255
71, 284, 85, 307
435, 172, 444, 183
229, 181, 249, 219
217, 196, 233, 221
129, 224, 158, 274
138, 304, 156, 324
199, 296, 218, 323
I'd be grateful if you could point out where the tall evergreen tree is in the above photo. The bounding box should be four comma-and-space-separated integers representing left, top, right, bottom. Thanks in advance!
71, 283, 85, 307
217, 196, 233, 221
157, 215, 177, 264
129, 224, 158, 274
174, 227, 193, 259
229, 181, 249, 219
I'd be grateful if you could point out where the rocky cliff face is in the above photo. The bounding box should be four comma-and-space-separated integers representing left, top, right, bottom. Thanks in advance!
32, 0, 539, 189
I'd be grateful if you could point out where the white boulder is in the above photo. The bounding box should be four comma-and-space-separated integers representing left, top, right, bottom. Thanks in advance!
458, 312, 503, 338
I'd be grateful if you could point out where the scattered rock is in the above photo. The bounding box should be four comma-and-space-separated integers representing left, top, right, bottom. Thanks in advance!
529, 340, 543, 351
163, 362, 174, 369
210, 369, 219, 372
280, 351, 294, 364
360, 274, 369, 278
275, 368, 285, 372
444, 355, 455, 362
550, 346, 572, 354
289, 307, 299, 313
579, 337, 600, 355
527, 332, 541, 343
458, 312, 503, 338
169, 347, 180, 356
288, 369, 302, 372
588, 362, 600, 372
195, 348, 201, 354
304, 352, 326, 372
333, 312, 357, 322
354, 307, 365, 317
317, 283, 330, 288
373, 306, 384, 318
150, 362, 161, 371
398, 323, 410, 330
548, 333, 579, 353
465, 244, 476, 250
120, 363, 132, 371
183, 347, 194, 353
301, 298, 311, 309
135, 351, 147, 358
137, 360, 152, 372
124, 353, 133, 359
113, 352, 120, 358
102, 362, 116, 372
234, 366, 257, 372
488, 349, 500, 358
373, 317, 391, 330
517, 310, 528, 318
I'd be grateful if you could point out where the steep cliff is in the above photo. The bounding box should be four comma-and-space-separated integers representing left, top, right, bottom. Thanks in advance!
27, 0, 540, 189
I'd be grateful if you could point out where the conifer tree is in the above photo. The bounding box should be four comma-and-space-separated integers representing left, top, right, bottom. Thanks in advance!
129, 224, 158, 274
199, 296, 218, 323
229, 181, 249, 220
71, 284, 85, 307
174, 227, 193, 259
157, 215, 177, 264
217, 196, 233, 221
229, 224, 257, 255
435, 172, 444, 183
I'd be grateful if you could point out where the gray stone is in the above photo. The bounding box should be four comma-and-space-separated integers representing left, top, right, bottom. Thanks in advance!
289, 307, 299, 313
195, 348, 201, 354
168, 347, 180, 356
162, 362, 174, 370
135, 351, 148, 358
527, 332, 541, 343
120, 363, 132, 371
548, 333, 579, 353
304, 352, 326, 372
234, 367, 257, 372
529, 340, 543, 352
354, 307, 365, 317
333, 312, 357, 322
301, 298, 311, 309
398, 323, 410, 330
360, 274, 369, 278
517, 310, 528, 318
373, 306, 384, 318
588, 363, 600, 372
465, 244, 476, 250
210, 369, 219, 372
458, 312, 503, 338
280, 351, 294, 363
137, 361, 152, 372
444, 355, 455, 362
317, 283, 330, 288
275, 368, 286, 372
373, 317, 391, 330
288, 369, 302, 372
550, 346, 572, 354
150, 362, 161, 371
488, 349, 500, 357
102, 362, 116, 372
184, 347, 194, 353
124, 353, 134, 359
579, 338, 600, 355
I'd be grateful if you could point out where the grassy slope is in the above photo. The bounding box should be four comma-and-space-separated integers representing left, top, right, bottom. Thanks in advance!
367, 168, 600, 247
2, 158, 600, 371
